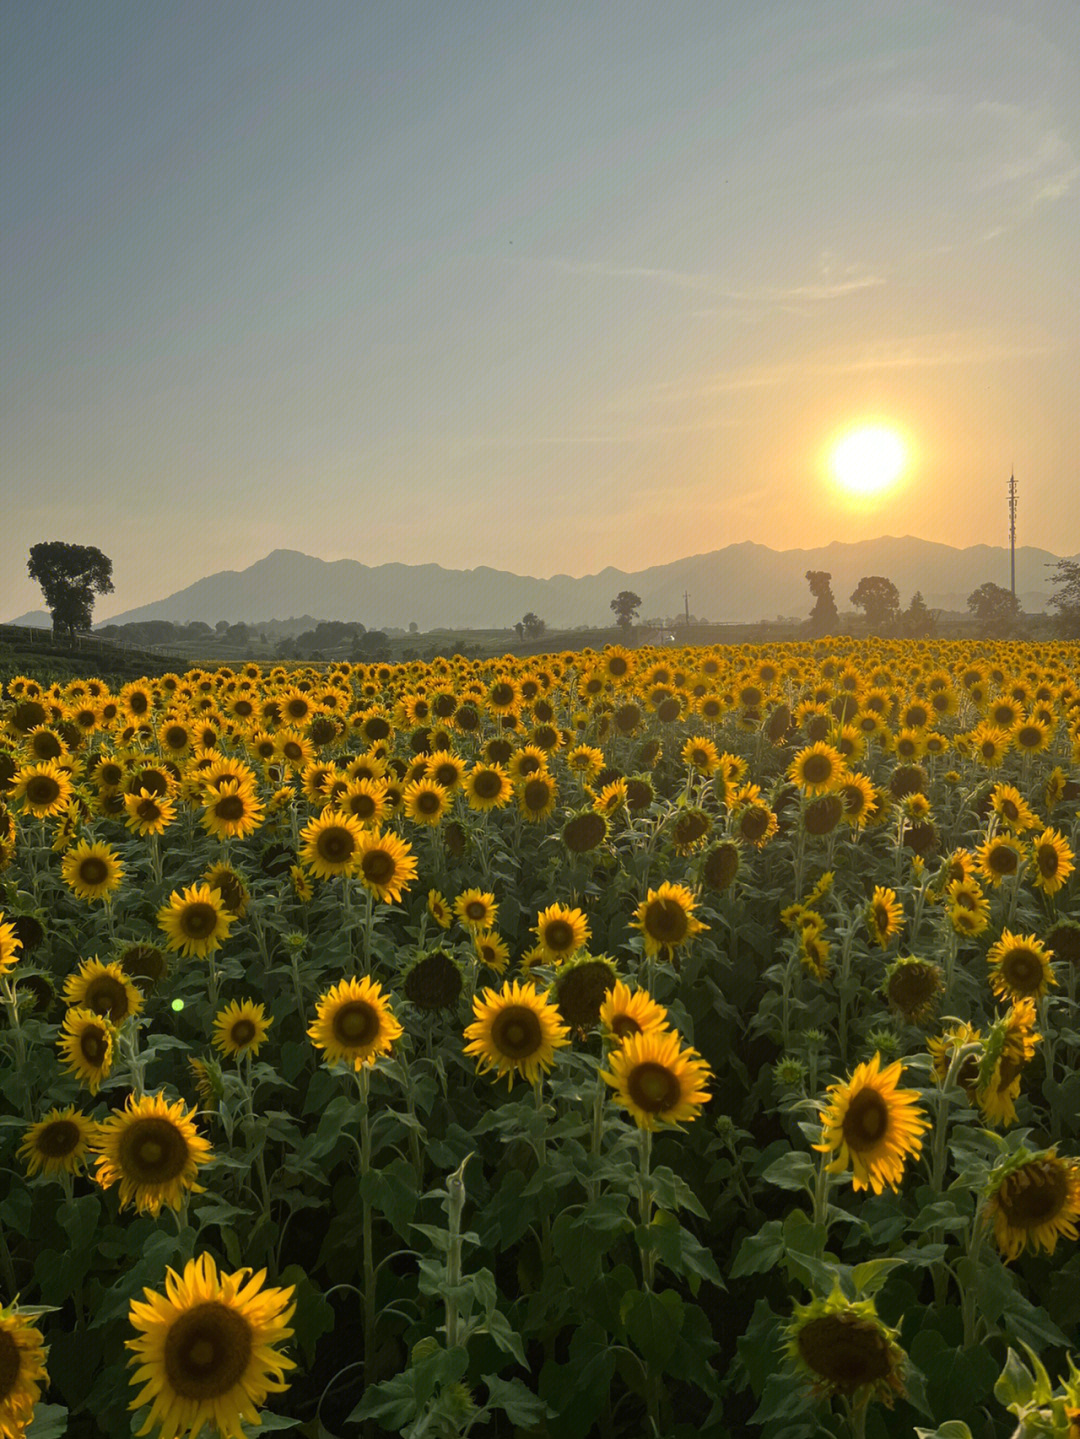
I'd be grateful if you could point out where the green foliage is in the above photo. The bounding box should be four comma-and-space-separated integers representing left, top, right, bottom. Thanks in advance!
27, 541, 114, 639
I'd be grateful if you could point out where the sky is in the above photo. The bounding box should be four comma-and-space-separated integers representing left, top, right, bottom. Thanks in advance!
3, 0, 1079, 623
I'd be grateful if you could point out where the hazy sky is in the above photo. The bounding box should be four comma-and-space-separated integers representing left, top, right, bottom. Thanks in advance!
3, 1, 1078, 622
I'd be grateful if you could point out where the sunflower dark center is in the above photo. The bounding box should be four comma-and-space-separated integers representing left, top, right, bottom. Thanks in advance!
888, 965, 939, 1013
80, 1026, 109, 1065
87, 976, 129, 1020
998, 1161, 1070, 1228
465, 901, 488, 922
350, 795, 377, 818
491, 684, 515, 707
1037, 845, 1060, 878
137, 799, 161, 821
215, 795, 246, 821
611, 1014, 642, 1038
37, 1119, 81, 1157
644, 899, 689, 944
0, 1328, 20, 1395
26, 776, 61, 805
333, 1002, 379, 1046
416, 791, 442, 814
522, 779, 551, 810
626, 1060, 682, 1114
842, 1088, 890, 1150
79, 857, 110, 885
490, 1005, 542, 1059
361, 850, 395, 884
796, 1314, 892, 1392
181, 903, 219, 939
473, 770, 503, 799
803, 755, 833, 785
1016, 726, 1042, 749
120, 1117, 189, 1182
608, 656, 628, 676
231, 1020, 257, 1047
1001, 948, 1044, 993
317, 828, 355, 863
543, 920, 575, 952
163, 1300, 252, 1400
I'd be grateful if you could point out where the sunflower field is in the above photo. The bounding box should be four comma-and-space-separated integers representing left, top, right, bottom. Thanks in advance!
1, 639, 1080, 1439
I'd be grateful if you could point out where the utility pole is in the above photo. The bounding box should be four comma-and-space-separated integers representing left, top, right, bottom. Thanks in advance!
1008, 470, 1017, 600
683, 590, 690, 626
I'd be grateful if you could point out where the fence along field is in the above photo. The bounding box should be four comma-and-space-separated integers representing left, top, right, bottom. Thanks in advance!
1, 636, 1079, 1439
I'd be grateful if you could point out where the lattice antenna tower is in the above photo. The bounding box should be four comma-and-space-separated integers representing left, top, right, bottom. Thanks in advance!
1008, 470, 1017, 600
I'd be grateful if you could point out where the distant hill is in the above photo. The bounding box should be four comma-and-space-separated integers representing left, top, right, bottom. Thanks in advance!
96, 538, 1071, 631
3, 610, 53, 629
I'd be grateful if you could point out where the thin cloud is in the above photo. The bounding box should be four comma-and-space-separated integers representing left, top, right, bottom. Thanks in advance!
519, 255, 885, 306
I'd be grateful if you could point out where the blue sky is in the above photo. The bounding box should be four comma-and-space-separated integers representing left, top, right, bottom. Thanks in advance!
3, 0, 1078, 621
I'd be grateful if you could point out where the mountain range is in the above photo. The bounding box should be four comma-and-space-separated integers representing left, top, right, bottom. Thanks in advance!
6, 537, 1073, 632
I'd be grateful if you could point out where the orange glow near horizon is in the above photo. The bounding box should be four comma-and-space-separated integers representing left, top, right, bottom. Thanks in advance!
829, 425, 909, 498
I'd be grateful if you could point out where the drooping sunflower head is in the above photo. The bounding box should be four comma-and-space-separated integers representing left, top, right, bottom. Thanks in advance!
1045, 919, 1080, 970
866, 886, 904, 950
0, 912, 23, 977
115, 941, 169, 988
786, 1287, 906, 1406
984, 1148, 1080, 1262
463, 979, 571, 1089
308, 975, 403, 1071
883, 956, 943, 1025
552, 954, 618, 1034
699, 840, 741, 892
57, 1006, 114, 1094
126, 1252, 296, 1438
600, 1027, 712, 1131
403, 950, 464, 1012
92, 1089, 211, 1215
632, 881, 709, 956
814, 1052, 929, 1194
561, 809, 608, 854
669, 806, 714, 854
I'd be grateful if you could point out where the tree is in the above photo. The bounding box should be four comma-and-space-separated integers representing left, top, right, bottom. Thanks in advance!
967, 581, 1023, 632
849, 575, 900, 632
27, 542, 114, 640
520, 612, 546, 640
900, 590, 937, 638
610, 591, 642, 631
805, 570, 839, 634
1046, 559, 1080, 637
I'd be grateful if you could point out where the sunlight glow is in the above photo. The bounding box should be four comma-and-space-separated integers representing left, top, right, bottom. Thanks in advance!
829, 426, 907, 497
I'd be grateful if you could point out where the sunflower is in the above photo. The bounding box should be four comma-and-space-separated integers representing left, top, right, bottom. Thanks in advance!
518, 773, 558, 823
454, 889, 498, 932
93, 1090, 211, 1215
927, 1022, 983, 1099
524, 903, 588, 967
209, 999, 270, 1060
124, 788, 177, 838
1031, 827, 1075, 895
601, 1027, 712, 1130
63, 957, 144, 1024
564, 745, 605, 781
203, 863, 250, 920
681, 736, 721, 775
989, 783, 1039, 833
561, 808, 608, 854
0, 914, 23, 977
983, 1149, 1080, 1262
308, 975, 402, 1070
18, 1104, 98, 1178
553, 954, 618, 1032
60, 838, 125, 902
598, 980, 670, 1043
402, 778, 451, 827
126, 1252, 295, 1439
10, 759, 74, 818
669, 806, 714, 854
969, 722, 1012, 767
338, 829, 411, 906
632, 881, 708, 956
298, 810, 363, 880
473, 929, 511, 975
788, 742, 846, 796
462, 763, 513, 812
464, 979, 571, 1088
699, 839, 741, 891
786, 1287, 906, 1407
0, 1302, 49, 1438
866, 887, 904, 950
57, 1006, 114, 1093
974, 999, 1041, 1128
200, 781, 265, 841
837, 773, 877, 828
814, 1053, 929, 1194
883, 956, 943, 1025
403, 949, 464, 1011
976, 833, 1027, 887
1012, 716, 1052, 754
986, 930, 1057, 1004
157, 883, 235, 959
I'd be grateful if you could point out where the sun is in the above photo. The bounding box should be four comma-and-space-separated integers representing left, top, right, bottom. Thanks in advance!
829, 426, 907, 497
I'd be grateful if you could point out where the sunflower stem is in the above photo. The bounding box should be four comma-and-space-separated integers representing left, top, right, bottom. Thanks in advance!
360, 885, 376, 975
0, 976, 32, 1119
355, 1067, 377, 1390
0, 1216, 18, 1295
637, 1126, 655, 1289
588, 1063, 607, 1203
